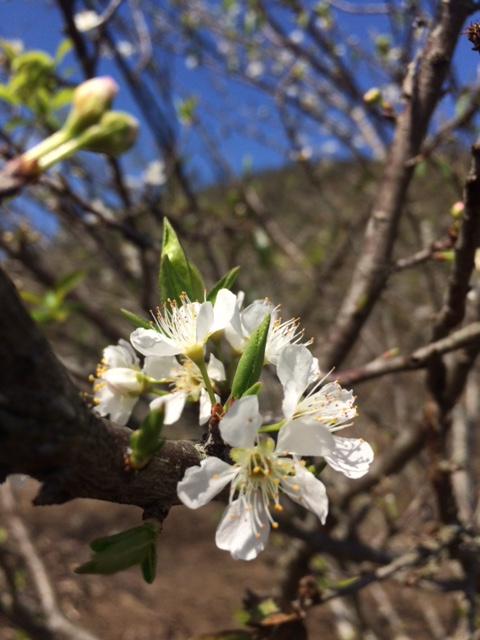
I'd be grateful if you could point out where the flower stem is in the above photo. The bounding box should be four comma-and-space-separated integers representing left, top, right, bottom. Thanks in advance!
258, 420, 283, 434
192, 356, 216, 406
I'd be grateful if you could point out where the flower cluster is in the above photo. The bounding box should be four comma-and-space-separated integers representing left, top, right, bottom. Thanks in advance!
92, 286, 374, 560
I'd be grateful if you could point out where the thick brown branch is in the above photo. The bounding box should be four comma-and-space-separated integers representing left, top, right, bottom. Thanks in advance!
0, 264, 201, 516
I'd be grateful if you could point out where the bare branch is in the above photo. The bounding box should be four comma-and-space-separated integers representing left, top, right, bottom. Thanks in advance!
320, 4, 476, 369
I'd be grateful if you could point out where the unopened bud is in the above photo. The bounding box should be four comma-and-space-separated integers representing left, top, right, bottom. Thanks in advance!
450, 201, 464, 218
64, 77, 118, 136
363, 87, 382, 105
79, 111, 139, 156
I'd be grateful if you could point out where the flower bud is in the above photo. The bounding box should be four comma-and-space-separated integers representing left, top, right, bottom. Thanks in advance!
78, 111, 139, 156
64, 76, 118, 136
450, 201, 464, 218
363, 87, 383, 105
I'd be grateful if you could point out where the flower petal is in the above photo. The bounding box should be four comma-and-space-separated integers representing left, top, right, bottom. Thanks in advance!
211, 289, 239, 334
220, 395, 262, 448
324, 437, 374, 478
276, 417, 335, 456
95, 387, 137, 425
281, 461, 329, 524
277, 344, 313, 392
207, 353, 226, 381
215, 498, 270, 560
177, 457, 237, 509
103, 339, 139, 368
195, 301, 214, 344
150, 391, 187, 425
102, 367, 143, 394
241, 300, 274, 334
130, 328, 181, 357
144, 355, 179, 379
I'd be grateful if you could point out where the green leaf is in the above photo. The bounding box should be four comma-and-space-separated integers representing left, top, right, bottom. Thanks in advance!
160, 218, 205, 304
0, 83, 19, 105
207, 266, 240, 303
51, 87, 75, 110
54, 38, 73, 64
129, 409, 165, 469
121, 308, 152, 330
141, 543, 157, 584
231, 313, 270, 399
159, 254, 187, 306
75, 522, 159, 581
54, 269, 84, 296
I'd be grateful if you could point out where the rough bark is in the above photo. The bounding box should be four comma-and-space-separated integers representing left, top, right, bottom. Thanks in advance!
0, 265, 201, 518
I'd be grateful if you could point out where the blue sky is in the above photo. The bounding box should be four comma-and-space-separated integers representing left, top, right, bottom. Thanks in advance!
2, 1, 480, 189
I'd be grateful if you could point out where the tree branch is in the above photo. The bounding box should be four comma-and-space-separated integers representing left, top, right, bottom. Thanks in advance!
320, 3, 475, 369
0, 264, 201, 517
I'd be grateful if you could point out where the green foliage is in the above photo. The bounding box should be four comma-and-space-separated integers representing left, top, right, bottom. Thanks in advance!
120, 308, 152, 330
231, 313, 270, 399
207, 266, 240, 303
159, 218, 205, 304
0, 40, 73, 127
177, 95, 198, 126
20, 269, 84, 324
75, 522, 159, 584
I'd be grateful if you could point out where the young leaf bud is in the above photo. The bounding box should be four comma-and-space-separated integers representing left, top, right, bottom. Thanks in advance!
79, 111, 139, 156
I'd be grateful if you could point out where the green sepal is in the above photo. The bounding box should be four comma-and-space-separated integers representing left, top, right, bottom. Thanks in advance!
159, 218, 205, 304
207, 266, 240, 303
121, 308, 152, 330
231, 313, 270, 399
75, 522, 159, 582
129, 409, 165, 469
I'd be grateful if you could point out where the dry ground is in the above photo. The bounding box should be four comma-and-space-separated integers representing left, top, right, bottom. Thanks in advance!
0, 479, 465, 640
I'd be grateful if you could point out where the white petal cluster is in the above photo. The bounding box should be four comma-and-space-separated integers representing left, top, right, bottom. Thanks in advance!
225, 298, 312, 365
178, 354, 374, 561
131, 289, 239, 361
91, 339, 145, 425
149, 354, 225, 425
93, 287, 374, 562
178, 395, 330, 560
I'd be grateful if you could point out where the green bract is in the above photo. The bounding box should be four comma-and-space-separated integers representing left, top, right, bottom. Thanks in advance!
230, 312, 270, 399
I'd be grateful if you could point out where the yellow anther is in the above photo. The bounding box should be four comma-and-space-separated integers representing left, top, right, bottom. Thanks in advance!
272, 522, 279, 529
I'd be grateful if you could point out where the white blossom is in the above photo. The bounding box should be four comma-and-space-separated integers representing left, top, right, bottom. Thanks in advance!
276, 345, 373, 477
91, 339, 145, 425
131, 289, 240, 362
225, 298, 312, 366
149, 354, 225, 425
177, 395, 329, 560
